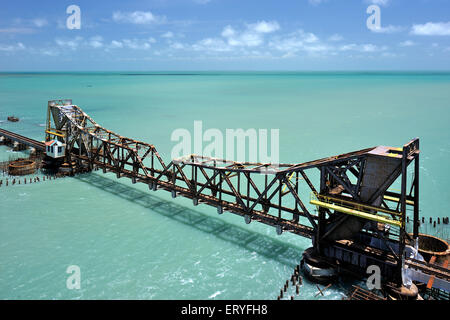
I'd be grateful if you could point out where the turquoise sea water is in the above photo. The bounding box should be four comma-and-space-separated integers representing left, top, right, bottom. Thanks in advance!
0, 72, 449, 299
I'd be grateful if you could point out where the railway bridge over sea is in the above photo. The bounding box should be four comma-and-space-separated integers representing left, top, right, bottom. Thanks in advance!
1, 99, 449, 298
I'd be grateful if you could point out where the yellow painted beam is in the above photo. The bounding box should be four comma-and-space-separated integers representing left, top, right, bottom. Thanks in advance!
383, 195, 414, 206
310, 199, 402, 227
282, 172, 295, 192
45, 130, 65, 138
316, 194, 402, 217
386, 153, 402, 158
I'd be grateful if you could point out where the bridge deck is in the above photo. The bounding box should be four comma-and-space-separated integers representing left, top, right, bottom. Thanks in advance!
0, 128, 45, 151
406, 258, 450, 292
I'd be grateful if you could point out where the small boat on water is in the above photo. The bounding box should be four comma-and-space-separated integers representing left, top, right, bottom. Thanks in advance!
7, 116, 19, 122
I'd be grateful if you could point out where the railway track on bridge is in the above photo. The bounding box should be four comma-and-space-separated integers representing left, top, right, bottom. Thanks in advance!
0, 128, 45, 151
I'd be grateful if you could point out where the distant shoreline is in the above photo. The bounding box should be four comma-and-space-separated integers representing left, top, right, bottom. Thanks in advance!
1, 71, 450, 76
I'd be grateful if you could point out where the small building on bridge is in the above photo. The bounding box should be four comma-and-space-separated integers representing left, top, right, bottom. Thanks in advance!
45, 140, 65, 158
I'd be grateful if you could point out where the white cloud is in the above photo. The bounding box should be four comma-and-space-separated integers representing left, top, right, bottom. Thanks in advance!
110, 40, 123, 48
248, 21, 280, 34
122, 39, 151, 49
18, 18, 402, 61
112, 11, 166, 25
308, 0, 326, 5
370, 25, 403, 34
220, 20, 280, 48
304, 33, 319, 43
192, 38, 232, 52
361, 44, 380, 52
88, 36, 104, 48
365, 0, 390, 6
328, 34, 343, 42
399, 40, 416, 47
339, 43, 387, 52
411, 22, 450, 36
269, 30, 324, 54
106, 37, 157, 50
0, 42, 25, 52
55, 37, 83, 50
228, 32, 263, 47
221, 26, 235, 38
120, 38, 155, 50
32, 18, 48, 28
0, 27, 35, 34
170, 42, 185, 49
162, 31, 174, 38
338, 44, 356, 51
40, 48, 59, 56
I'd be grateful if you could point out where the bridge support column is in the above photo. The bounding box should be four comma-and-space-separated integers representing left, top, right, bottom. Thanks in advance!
276, 225, 283, 235
413, 141, 420, 239
316, 167, 327, 254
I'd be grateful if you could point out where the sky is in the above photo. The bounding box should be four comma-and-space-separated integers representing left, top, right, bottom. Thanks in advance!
0, 0, 449, 71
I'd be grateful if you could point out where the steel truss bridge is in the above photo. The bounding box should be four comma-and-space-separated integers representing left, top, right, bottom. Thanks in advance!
38, 99, 446, 290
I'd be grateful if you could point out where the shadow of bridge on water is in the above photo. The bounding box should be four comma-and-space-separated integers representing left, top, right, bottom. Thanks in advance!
75, 172, 310, 269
